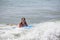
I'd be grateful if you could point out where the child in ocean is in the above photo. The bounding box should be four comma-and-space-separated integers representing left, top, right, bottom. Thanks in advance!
18, 17, 28, 28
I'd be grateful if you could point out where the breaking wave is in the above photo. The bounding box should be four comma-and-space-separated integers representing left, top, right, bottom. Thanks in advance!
0, 21, 60, 40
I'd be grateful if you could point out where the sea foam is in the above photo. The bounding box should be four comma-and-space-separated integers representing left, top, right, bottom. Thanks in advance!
0, 21, 60, 40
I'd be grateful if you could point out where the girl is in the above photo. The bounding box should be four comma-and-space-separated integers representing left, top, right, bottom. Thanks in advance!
18, 17, 28, 28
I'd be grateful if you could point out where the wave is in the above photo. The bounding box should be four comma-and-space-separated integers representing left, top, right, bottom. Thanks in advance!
0, 21, 60, 40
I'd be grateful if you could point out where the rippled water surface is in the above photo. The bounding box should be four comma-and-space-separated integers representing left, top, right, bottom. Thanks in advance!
0, 0, 60, 24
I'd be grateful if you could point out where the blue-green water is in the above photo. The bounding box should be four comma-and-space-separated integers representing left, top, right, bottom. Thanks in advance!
0, 0, 60, 24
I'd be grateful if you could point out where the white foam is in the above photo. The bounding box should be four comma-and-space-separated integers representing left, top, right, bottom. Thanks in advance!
0, 21, 60, 40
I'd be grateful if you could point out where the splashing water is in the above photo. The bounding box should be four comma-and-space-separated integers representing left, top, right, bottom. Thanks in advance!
0, 21, 60, 40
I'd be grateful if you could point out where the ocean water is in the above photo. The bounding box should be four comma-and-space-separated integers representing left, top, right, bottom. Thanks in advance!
0, 0, 60, 40
0, 0, 60, 24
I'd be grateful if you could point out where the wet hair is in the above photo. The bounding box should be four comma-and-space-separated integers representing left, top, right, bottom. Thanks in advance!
21, 17, 25, 20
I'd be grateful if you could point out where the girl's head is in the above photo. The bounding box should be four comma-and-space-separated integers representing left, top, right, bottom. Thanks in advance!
21, 17, 26, 22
